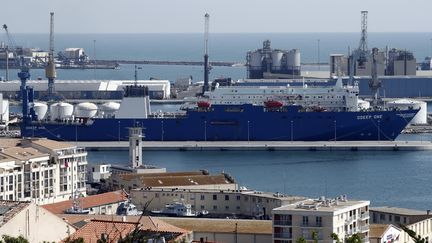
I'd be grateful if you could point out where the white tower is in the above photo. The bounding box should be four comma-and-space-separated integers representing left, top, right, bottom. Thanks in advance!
129, 127, 143, 168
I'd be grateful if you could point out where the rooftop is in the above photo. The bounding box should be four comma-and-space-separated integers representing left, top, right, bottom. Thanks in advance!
159, 217, 272, 234
118, 171, 235, 187
369, 224, 399, 238
42, 190, 128, 214
65, 219, 138, 243
0, 147, 48, 161
0, 138, 20, 149
370, 206, 431, 216
60, 215, 189, 234
0, 201, 31, 227
27, 139, 76, 151
273, 196, 369, 213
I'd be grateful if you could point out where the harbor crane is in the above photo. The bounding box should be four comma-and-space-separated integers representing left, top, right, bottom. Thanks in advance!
202, 13, 210, 94
369, 47, 381, 107
43, 12, 60, 101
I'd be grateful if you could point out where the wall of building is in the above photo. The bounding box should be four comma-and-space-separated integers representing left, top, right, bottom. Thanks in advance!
194, 232, 270, 243
131, 189, 289, 218
0, 203, 75, 242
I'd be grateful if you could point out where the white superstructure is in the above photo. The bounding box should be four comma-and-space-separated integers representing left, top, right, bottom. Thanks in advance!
387, 99, 427, 125
203, 78, 360, 111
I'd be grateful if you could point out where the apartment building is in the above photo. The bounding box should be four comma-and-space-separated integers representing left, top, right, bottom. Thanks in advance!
0, 138, 88, 204
370, 207, 432, 243
272, 195, 370, 243
131, 187, 306, 218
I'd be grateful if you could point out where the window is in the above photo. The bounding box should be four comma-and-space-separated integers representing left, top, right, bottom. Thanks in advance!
389, 215, 392, 221
213, 205, 217, 210
236, 195, 241, 201
395, 216, 400, 222
201, 205, 205, 210
225, 195, 229, 201
380, 214, 385, 220
302, 216, 309, 226
316, 216, 322, 226
213, 195, 217, 200
200, 195, 205, 200
225, 206, 229, 210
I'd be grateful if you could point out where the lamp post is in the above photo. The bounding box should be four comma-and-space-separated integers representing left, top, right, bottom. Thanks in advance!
334, 120, 337, 142
290, 120, 293, 141
247, 120, 250, 142
317, 39, 321, 71
118, 121, 121, 142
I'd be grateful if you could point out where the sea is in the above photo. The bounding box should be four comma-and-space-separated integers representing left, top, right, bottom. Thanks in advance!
4, 33, 432, 210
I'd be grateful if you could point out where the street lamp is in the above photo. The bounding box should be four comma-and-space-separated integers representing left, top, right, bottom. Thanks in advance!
317, 39, 321, 71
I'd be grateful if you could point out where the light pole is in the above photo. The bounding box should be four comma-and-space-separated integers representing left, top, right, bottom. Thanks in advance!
93, 40, 96, 79
118, 121, 121, 142
334, 120, 337, 142
247, 120, 250, 142
204, 120, 207, 141
317, 39, 321, 71
290, 120, 293, 141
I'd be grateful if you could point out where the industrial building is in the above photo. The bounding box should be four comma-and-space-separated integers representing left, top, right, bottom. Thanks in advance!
272, 195, 370, 243
0, 79, 171, 100
0, 93, 9, 129
247, 40, 301, 79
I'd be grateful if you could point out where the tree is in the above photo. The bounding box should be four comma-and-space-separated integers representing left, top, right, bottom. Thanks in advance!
399, 224, 428, 243
1, 235, 29, 243
312, 231, 319, 243
346, 233, 362, 243
331, 233, 341, 243
63, 237, 85, 243
296, 236, 306, 243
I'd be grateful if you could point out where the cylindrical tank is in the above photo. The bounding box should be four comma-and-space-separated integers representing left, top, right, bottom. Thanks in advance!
249, 51, 262, 70
50, 102, 73, 120
271, 51, 284, 71
33, 102, 48, 120
75, 102, 98, 118
387, 99, 427, 124
357, 99, 370, 110
99, 102, 120, 117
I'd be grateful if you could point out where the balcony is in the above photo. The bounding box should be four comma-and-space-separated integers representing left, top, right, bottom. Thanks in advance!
273, 233, 292, 239
301, 223, 323, 228
345, 216, 357, 224
273, 220, 292, 226
360, 213, 369, 221
359, 225, 369, 233
346, 228, 358, 236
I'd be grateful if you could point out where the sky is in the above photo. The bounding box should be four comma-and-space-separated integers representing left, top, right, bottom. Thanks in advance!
2, 0, 432, 33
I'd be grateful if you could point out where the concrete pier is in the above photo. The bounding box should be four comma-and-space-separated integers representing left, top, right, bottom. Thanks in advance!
71, 140, 432, 151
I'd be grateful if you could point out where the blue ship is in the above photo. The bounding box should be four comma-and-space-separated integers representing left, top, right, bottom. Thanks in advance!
20, 85, 419, 142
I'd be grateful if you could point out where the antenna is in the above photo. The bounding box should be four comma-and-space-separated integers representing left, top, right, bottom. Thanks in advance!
203, 13, 210, 94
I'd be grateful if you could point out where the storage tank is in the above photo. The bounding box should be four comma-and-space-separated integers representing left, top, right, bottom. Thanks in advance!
387, 99, 427, 125
271, 51, 284, 72
50, 102, 73, 120
75, 102, 98, 118
287, 49, 301, 67
33, 102, 48, 120
99, 102, 120, 117
249, 51, 262, 70
357, 99, 370, 110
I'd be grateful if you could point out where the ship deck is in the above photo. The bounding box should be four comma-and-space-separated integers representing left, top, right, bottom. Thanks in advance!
71, 140, 432, 151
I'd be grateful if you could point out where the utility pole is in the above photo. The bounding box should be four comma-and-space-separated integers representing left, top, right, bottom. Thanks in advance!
93, 39, 96, 79
317, 39, 320, 71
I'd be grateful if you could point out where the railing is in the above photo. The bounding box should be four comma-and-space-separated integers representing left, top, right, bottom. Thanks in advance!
273, 220, 292, 226
301, 223, 323, 227
359, 225, 369, 232
346, 228, 358, 235
273, 233, 292, 239
345, 216, 356, 224
360, 213, 370, 220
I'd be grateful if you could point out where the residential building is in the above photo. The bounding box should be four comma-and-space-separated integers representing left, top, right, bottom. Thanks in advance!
161, 217, 272, 243
105, 170, 237, 192
131, 187, 306, 218
0, 200, 75, 242
370, 207, 432, 243
272, 195, 370, 243
369, 224, 401, 243
43, 190, 128, 215
87, 163, 111, 183
0, 138, 88, 204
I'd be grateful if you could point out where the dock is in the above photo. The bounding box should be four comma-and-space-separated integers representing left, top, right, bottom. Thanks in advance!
71, 140, 432, 151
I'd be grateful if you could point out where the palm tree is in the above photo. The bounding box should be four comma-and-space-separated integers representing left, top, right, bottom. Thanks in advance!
399, 224, 428, 243
297, 236, 307, 243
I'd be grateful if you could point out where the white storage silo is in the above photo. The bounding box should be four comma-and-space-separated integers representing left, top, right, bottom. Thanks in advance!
357, 99, 370, 110
249, 51, 262, 70
50, 102, 73, 120
387, 99, 427, 125
99, 102, 120, 117
287, 49, 301, 69
271, 51, 284, 72
75, 102, 98, 118
33, 102, 48, 120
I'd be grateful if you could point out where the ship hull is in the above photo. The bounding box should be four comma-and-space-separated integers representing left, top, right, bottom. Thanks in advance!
21, 105, 418, 142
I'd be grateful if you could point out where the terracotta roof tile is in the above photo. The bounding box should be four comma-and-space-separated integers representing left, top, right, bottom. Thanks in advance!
65, 219, 138, 242
43, 191, 128, 214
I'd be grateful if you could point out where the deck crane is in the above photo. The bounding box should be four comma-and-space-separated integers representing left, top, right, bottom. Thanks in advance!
202, 13, 210, 94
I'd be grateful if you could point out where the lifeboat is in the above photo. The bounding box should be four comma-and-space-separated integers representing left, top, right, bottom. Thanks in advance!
264, 100, 283, 108
197, 101, 211, 108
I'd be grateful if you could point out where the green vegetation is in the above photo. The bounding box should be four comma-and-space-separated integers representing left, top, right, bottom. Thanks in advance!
399, 224, 428, 243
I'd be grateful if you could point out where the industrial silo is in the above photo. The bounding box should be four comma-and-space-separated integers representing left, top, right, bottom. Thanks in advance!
271, 51, 284, 72
387, 99, 427, 125
287, 49, 301, 75
247, 51, 264, 79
